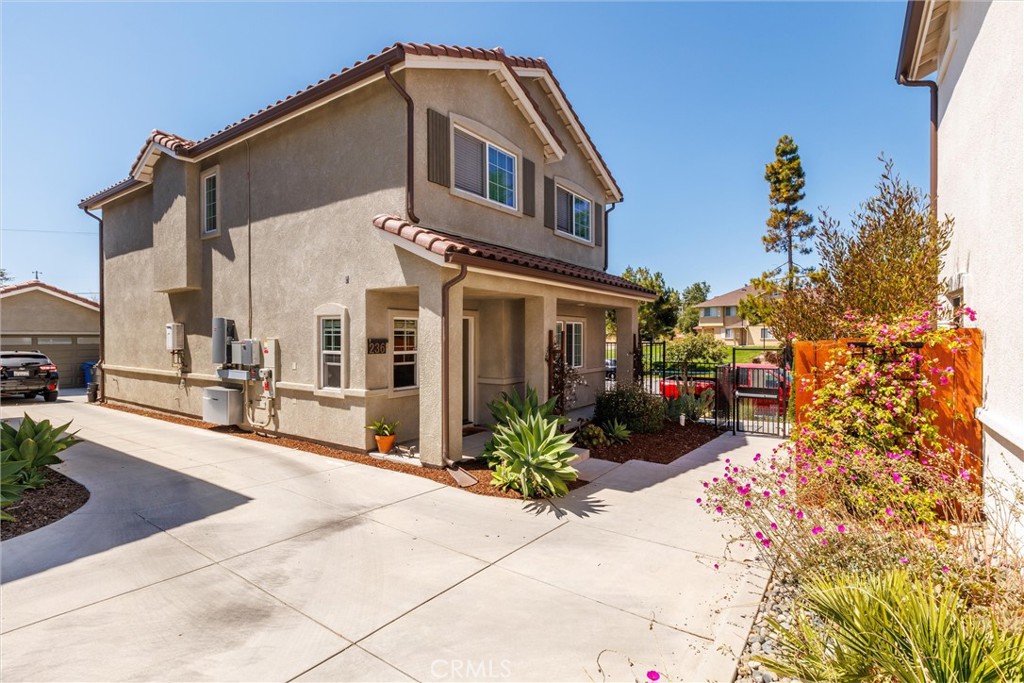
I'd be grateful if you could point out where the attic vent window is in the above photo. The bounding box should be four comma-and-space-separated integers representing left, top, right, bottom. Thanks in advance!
453, 127, 517, 209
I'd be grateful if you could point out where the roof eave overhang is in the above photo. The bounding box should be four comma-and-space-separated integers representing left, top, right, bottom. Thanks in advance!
446, 252, 656, 301
512, 65, 623, 203
896, 0, 928, 80
78, 178, 146, 210
404, 54, 566, 162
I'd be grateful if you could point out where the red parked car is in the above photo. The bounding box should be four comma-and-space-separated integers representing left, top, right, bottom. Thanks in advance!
660, 375, 715, 400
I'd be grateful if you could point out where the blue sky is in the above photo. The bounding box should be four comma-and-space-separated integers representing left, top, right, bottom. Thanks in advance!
0, 2, 929, 300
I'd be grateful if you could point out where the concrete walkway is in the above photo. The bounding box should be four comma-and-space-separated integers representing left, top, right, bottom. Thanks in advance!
1, 393, 776, 682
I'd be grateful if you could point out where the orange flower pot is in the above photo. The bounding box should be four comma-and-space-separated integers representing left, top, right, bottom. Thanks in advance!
374, 434, 396, 455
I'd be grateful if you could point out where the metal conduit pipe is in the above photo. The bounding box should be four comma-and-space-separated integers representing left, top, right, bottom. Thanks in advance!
83, 208, 104, 401
384, 65, 420, 224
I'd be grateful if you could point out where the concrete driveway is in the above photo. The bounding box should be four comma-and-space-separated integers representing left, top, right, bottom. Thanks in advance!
1, 393, 773, 682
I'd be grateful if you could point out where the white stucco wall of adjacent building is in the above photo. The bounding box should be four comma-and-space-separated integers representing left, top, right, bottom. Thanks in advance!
935, 0, 1023, 523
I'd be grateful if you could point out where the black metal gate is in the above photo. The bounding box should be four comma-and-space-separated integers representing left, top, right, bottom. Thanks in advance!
720, 348, 791, 437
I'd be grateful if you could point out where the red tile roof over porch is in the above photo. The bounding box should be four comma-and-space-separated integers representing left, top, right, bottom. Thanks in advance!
372, 214, 656, 300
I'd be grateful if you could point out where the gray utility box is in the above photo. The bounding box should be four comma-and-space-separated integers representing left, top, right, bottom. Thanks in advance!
202, 387, 244, 426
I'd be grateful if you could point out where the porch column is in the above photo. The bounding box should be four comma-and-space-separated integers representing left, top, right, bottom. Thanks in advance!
615, 305, 637, 386
417, 273, 464, 467
524, 293, 557, 400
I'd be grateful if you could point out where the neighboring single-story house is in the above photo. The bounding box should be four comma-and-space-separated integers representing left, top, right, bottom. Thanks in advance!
896, 1, 1022, 528
0, 280, 101, 387
78, 42, 655, 467
694, 286, 777, 347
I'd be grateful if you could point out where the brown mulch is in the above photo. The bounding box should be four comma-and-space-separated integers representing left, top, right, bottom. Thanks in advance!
101, 402, 536, 499
1, 469, 90, 541
588, 419, 722, 464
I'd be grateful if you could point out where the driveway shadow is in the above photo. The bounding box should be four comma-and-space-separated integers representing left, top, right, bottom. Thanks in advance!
1, 438, 251, 583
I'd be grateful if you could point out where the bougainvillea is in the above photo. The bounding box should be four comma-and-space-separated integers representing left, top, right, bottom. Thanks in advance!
699, 307, 1023, 619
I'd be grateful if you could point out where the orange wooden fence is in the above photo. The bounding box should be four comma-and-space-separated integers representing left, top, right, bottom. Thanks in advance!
793, 328, 984, 465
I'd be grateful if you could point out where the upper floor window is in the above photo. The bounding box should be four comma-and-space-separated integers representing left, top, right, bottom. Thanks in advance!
201, 167, 220, 235
556, 187, 591, 241
725, 306, 738, 317
453, 128, 516, 209
703, 307, 721, 317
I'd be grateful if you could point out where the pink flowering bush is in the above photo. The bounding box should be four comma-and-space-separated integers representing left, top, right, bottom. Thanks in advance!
700, 307, 1023, 622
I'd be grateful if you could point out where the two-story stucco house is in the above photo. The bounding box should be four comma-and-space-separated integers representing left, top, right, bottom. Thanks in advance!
79, 43, 654, 467
693, 286, 777, 347
896, 2, 1022, 525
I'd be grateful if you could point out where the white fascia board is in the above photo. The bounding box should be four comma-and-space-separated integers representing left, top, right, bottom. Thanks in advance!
512, 66, 622, 202
375, 229, 451, 268
405, 54, 565, 160
976, 408, 1024, 451
0, 286, 100, 312
131, 142, 190, 181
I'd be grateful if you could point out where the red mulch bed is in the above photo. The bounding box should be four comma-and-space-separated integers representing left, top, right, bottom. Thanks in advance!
588, 419, 722, 464
1, 469, 90, 541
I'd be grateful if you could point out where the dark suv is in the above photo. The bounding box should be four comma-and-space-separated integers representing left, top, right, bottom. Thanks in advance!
1, 351, 60, 402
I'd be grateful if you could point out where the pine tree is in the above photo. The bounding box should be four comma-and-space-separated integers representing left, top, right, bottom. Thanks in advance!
763, 135, 815, 290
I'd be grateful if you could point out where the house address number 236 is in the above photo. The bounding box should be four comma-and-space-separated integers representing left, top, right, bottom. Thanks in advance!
367, 338, 388, 355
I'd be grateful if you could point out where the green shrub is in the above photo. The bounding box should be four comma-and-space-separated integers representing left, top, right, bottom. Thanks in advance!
665, 334, 729, 365
760, 570, 1024, 683
665, 397, 683, 422
603, 419, 631, 445
0, 415, 81, 520
594, 384, 665, 433
489, 413, 578, 499
574, 423, 608, 450
483, 385, 565, 466
677, 383, 713, 422
486, 386, 562, 426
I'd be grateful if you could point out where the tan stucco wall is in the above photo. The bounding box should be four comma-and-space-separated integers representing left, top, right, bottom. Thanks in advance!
1, 291, 99, 334
932, 0, 1023, 533
98, 65, 642, 463
407, 68, 608, 271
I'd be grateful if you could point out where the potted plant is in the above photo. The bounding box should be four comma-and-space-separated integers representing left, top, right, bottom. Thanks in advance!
366, 418, 399, 455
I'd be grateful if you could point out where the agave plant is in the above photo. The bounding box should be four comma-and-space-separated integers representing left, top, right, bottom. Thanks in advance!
489, 413, 578, 499
486, 385, 562, 426
760, 571, 1024, 683
1, 415, 80, 488
0, 414, 81, 520
603, 419, 631, 445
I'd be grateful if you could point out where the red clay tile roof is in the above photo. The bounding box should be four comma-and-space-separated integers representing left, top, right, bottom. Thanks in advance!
0, 280, 101, 310
81, 42, 621, 207
130, 129, 196, 175
373, 214, 655, 299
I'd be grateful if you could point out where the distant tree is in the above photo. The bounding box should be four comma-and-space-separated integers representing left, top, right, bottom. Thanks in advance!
665, 333, 730, 365
0, 268, 12, 285
763, 135, 816, 290
677, 281, 711, 335
612, 266, 682, 341
747, 159, 952, 344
